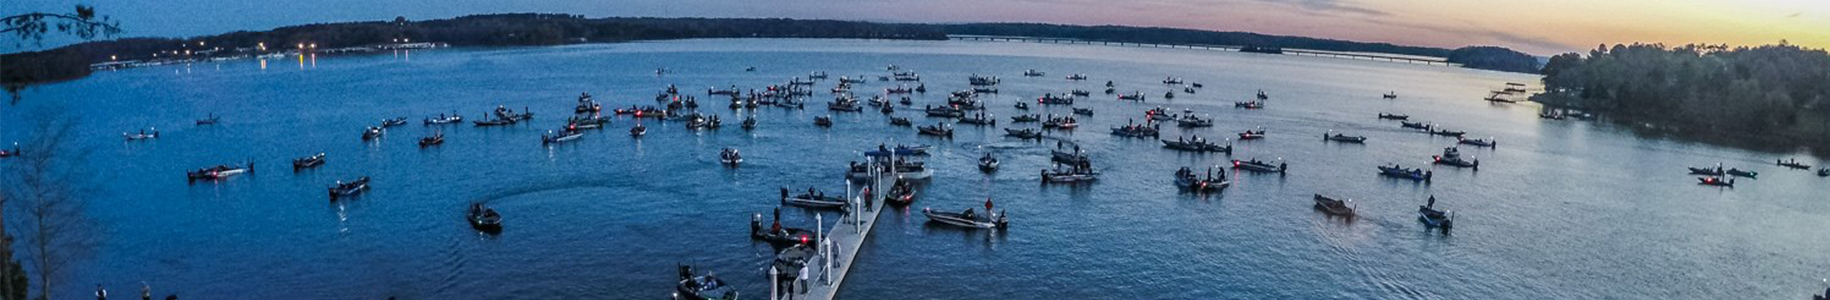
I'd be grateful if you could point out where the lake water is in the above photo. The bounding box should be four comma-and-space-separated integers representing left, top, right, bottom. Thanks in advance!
4, 39, 1826, 299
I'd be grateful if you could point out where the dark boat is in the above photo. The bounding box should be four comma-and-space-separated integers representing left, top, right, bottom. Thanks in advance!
741, 117, 757, 130
968, 74, 1000, 86
1146, 107, 1175, 121
886, 85, 914, 94
1162, 77, 1184, 85
1161, 136, 1232, 153
1050, 143, 1090, 165
0, 143, 16, 158
1039, 93, 1075, 105
1116, 92, 1145, 101
958, 113, 996, 126
1727, 168, 1758, 178
1111, 121, 1161, 138
1022, 69, 1045, 77
684, 115, 722, 130
809, 71, 828, 79
1041, 115, 1079, 130
1256, 90, 1269, 100
1072, 108, 1094, 116
750, 209, 813, 246
917, 123, 954, 138
379, 117, 408, 128
1687, 164, 1725, 176
1233, 101, 1264, 109
1164, 91, 1175, 99
1431, 147, 1479, 170
1312, 194, 1355, 217
827, 97, 863, 112
187, 162, 253, 182
1066, 74, 1087, 81
1237, 128, 1266, 140
424, 113, 463, 125
719, 148, 742, 166
1231, 158, 1287, 175
541, 129, 584, 144
1070, 89, 1091, 97
781, 187, 848, 210
360, 126, 383, 140
889, 117, 913, 127
673, 265, 738, 300
881, 178, 917, 206
1378, 113, 1409, 120
1005, 128, 1044, 140
1324, 132, 1367, 143
1183, 87, 1196, 94
123, 128, 160, 141
1696, 176, 1735, 187
814, 116, 833, 127
195, 113, 220, 125
1176, 113, 1213, 128
1173, 166, 1230, 192
468, 203, 503, 232
979, 153, 999, 172
327, 176, 369, 200
630, 124, 647, 137
707, 85, 739, 96
1817, 168, 1829, 177
923, 105, 965, 118
1778, 158, 1812, 170
923, 204, 1007, 229
418, 132, 444, 148
1041, 162, 1099, 184
1010, 114, 1040, 123
1458, 137, 1496, 148
1378, 164, 1431, 182
1383, 92, 1398, 99
1418, 196, 1452, 230
973, 87, 999, 94
473, 117, 516, 127
1400, 121, 1430, 129
1428, 127, 1466, 137
292, 153, 325, 170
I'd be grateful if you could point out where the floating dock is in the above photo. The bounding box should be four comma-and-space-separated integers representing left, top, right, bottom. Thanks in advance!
770, 153, 899, 300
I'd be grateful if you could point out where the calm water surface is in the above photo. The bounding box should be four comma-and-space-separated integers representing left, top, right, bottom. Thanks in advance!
4, 39, 1827, 299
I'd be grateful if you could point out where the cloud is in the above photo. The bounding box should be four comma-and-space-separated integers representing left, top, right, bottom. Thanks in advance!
1255, 0, 1390, 16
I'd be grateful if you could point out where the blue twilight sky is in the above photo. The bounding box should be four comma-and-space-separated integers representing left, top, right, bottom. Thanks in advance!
4, 0, 1827, 55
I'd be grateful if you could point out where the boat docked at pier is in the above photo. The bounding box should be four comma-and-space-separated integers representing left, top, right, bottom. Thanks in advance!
780, 187, 849, 210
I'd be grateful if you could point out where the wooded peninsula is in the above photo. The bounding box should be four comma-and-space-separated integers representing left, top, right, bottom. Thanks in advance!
1534, 43, 1830, 152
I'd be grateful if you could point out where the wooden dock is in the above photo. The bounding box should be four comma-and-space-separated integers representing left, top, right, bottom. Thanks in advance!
769, 154, 897, 300
948, 34, 1459, 67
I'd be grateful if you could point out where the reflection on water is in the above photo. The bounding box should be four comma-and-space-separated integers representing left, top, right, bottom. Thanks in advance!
3, 38, 1824, 300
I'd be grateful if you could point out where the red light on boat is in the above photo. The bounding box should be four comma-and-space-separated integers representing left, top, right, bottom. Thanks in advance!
800, 235, 808, 244
1233, 161, 1241, 167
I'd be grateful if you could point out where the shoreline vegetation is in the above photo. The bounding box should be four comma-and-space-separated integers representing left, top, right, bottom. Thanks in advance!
1533, 43, 1830, 155
1, 13, 1540, 88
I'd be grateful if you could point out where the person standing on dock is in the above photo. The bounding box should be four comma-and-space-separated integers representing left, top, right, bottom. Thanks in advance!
798, 264, 810, 296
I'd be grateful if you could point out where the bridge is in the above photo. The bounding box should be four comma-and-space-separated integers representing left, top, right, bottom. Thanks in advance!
948, 35, 1458, 67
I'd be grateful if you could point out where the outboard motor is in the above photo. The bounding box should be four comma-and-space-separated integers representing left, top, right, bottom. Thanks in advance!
750, 214, 762, 236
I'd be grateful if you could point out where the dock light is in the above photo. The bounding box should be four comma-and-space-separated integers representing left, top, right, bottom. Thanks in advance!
309, 43, 317, 48
297, 43, 304, 49
110, 55, 117, 60
404, 38, 410, 43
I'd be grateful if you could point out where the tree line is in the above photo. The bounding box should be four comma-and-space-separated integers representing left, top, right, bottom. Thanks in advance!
3, 13, 1547, 90
1534, 43, 1830, 150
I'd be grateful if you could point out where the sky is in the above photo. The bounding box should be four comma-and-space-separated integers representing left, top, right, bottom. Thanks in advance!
4, 0, 1826, 55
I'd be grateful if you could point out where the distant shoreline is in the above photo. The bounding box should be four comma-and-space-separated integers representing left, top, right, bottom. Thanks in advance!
1, 14, 1541, 89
